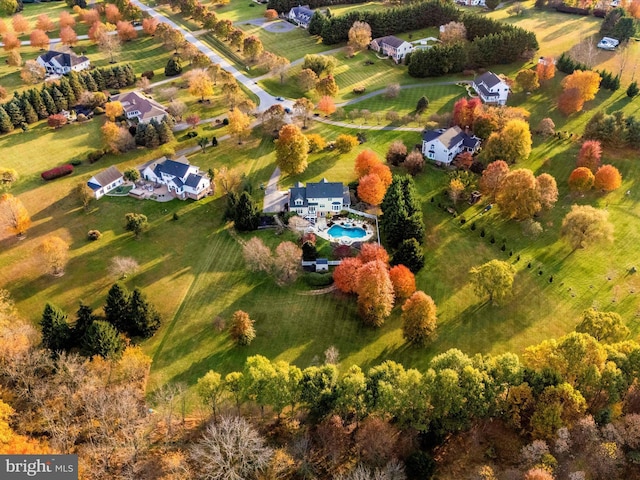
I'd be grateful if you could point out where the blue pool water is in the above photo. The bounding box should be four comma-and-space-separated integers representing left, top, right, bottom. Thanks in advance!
327, 224, 367, 239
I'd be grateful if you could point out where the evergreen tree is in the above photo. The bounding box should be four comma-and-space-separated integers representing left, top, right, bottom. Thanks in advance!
126, 288, 162, 338
627, 81, 639, 98
103, 68, 116, 89
225, 191, 239, 221
157, 119, 174, 144
21, 98, 38, 124
51, 86, 68, 112
392, 238, 425, 273
416, 95, 429, 114
234, 191, 260, 231
6, 101, 25, 127
41, 87, 57, 115
68, 71, 85, 98
59, 77, 76, 106
40, 303, 71, 352
92, 69, 106, 91
308, 11, 327, 36
83, 72, 98, 92
104, 282, 130, 332
29, 89, 48, 119
0, 106, 14, 133
144, 123, 160, 148
165, 57, 182, 76
74, 302, 96, 340
81, 320, 125, 359
124, 64, 135, 86
134, 123, 147, 146
114, 65, 127, 88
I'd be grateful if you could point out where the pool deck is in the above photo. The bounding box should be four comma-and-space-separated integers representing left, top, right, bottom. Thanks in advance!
313, 219, 374, 245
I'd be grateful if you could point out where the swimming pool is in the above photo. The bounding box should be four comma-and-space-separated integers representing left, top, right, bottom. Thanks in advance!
327, 224, 367, 239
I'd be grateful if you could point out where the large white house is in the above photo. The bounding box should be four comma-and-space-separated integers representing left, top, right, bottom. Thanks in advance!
421, 126, 480, 165
288, 178, 350, 220
36, 50, 90, 75
140, 156, 211, 200
110, 91, 168, 125
472, 71, 510, 105
288, 5, 314, 28
87, 166, 124, 199
370, 36, 414, 64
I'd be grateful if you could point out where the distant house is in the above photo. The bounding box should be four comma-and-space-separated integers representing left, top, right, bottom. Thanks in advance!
36, 50, 90, 75
456, 0, 486, 6
110, 91, 168, 125
288, 5, 314, 28
421, 126, 480, 165
288, 178, 350, 221
140, 156, 211, 200
87, 166, 124, 199
370, 36, 414, 63
472, 71, 510, 106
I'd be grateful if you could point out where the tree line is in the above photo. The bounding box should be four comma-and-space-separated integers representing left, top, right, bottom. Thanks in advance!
267, 0, 367, 14
0, 64, 135, 134
584, 109, 640, 150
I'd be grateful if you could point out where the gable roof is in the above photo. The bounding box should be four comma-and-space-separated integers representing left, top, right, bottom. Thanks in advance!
111, 91, 167, 121
156, 158, 191, 179
88, 166, 123, 190
290, 5, 313, 19
306, 178, 344, 199
185, 173, 205, 188
372, 35, 409, 49
422, 126, 477, 150
474, 71, 503, 89
38, 50, 89, 67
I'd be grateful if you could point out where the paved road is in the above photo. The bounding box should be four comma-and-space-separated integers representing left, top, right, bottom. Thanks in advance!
131, 0, 291, 112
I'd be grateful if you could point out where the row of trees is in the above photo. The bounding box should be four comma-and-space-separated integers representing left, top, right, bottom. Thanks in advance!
0, 64, 135, 134
584, 109, 640, 149
267, 0, 366, 13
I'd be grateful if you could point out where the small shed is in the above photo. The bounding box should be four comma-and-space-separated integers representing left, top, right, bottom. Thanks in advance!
316, 258, 329, 272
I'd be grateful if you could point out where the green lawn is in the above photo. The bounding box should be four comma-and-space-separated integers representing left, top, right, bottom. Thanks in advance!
206, 0, 267, 23
9, 2, 91, 38
237, 22, 332, 61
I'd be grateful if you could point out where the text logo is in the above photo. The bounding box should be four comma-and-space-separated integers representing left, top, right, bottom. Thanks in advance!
0, 455, 78, 479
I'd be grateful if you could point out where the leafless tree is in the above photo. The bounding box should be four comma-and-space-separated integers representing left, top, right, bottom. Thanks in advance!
109, 256, 140, 279
243, 237, 273, 273
324, 345, 340, 365
272, 242, 302, 285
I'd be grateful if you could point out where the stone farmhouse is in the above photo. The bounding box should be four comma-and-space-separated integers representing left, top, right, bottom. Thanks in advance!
288, 5, 314, 28
370, 36, 414, 63
139, 156, 211, 200
288, 178, 350, 221
87, 166, 124, 199
110, 91, 168, 125
472, 71, 510, 105
36, 50, 90, 75
421, 126, 480, 165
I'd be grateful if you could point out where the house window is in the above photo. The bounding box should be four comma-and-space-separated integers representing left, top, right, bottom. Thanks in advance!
428, 153, 435, 159
309, 206, 316, 213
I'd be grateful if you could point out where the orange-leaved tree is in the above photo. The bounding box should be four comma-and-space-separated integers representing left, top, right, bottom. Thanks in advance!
479, 160, 509, 201
35, 14, 55, 32
594, 164, 622, 192
354, 150, 380, 178
317, 95, 336, 116
357, 173, 386, 206
495, 168, 541, 220
568, 167, 595, 193
116, 21, 137, 41
562, 70, 601, 102
29, 29, 50, 50
536, 57, 555, 82
356, 260, 394, 327
0, 193, 31, 237
577, 140, 602, 172
389, 264, 416, 301
452, 97, 482, 129
558, 87, 584, 115
58, 11, 76, 29
333, 257, 362, 293
401, 290, 437, 346
359, 242, 389, 265
60, 26, 78, 46
142, 17, 159, 35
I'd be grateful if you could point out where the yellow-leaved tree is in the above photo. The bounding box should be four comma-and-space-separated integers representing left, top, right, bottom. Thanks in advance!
0, 193, 30, 237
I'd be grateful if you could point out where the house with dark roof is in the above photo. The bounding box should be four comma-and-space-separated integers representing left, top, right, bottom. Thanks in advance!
370, 36, 414, 63
110, 91, 168, 125
288, 5, 314, 28
87, 166, 124, 199
140, 156, 211, 200
472, 71, 510, 105
421, 126, 480, 165
36, 50, 90, 75
288, 178, 350, 220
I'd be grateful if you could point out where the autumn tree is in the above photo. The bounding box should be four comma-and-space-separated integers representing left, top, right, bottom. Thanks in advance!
386, 140, 407, 166
316, 75, 338, 97
142, 17, 159, 35
105, 4, 122, 23
275, 124, 309, 175
516, 69, 539, 92
229, 310, 256, 345
124, 212, 149, 238
20, 60, 46, 84
60, 26, 78, 46
243, 35, 263, 62
306, 133, 326, 152
2, 32, 20, 51
402, 291, 437, 346
0, 193, 30, 237
37, 236, 69, 276
0, 168, 18, 191
333, 257, 362, 294
558, 87, 584, 115
496, 168, 541, 220
58, 11, 76, 29
272, 241, 302, 285
536, 173, 558, 211
536, 118, 555, 136
293, 97, 314, 129
317, 95, 336, 116
440, 21, 466, 44
11, 14, 29, 35
561, 204, 614, 250
298, 68, 318, 92
242, 237, 272, 273
196, 370, 225, 420
116, 21, 137, 41
29, 29, 50, 50
105, 101, 123, 121
264, 9, 278, 20
536, 57, 555, 82
576, 308, 629, 343
482, 119, 532, 164
358, 173, 386, 205
404, 151, 425, 176
562, 70, 601, 103
335, 134, 358, 153
348, 21, 371, 51
188, 69, 214, 101
469, 260, 516, 306
452, 97, 483, 129
594, 164, 622, 192
228, 107, 251, 144
577, 140, 602, 172
568, 167, 595, 193
389, 264, 416, 301
356, 260, 394, 327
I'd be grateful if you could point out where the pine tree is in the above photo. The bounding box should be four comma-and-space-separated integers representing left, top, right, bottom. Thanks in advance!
234, 191, 260, 231
21, 98, 38, 124
157, 119, 174, 144
29, 89, 48, 119
0, 106, 14, 133
40, 303, 71, 352
127, 288, 161, 338
83, 71, 97, 92
134, 123, 147, 146
104, 282, 130, 332
392, 238, 425, 273
58, 77, 76, 106
114, 65, 127, 88
6, 101, 25, 127
144, 123, 159, 148
92, 69, 106, 90
74, 302, 96, 340
51, 86, 68, 112
124, 64, 135, 86
81, 320, 125, 359
68, 71, 85, 98
627, 81, 639, 98
41, 87, 57, 115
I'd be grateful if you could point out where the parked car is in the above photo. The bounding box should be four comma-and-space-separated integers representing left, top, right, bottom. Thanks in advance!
276, 96, 284, 101
597, 37, 619, 50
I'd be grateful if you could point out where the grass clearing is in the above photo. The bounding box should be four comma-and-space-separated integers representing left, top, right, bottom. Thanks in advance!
237, 22, 332, 61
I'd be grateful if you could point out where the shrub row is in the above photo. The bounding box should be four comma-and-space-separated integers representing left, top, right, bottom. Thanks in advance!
41, 164, 74, 181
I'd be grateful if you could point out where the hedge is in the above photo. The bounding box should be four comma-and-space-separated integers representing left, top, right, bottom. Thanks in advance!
304, 272, 334, 287
41, 164, 74, 181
